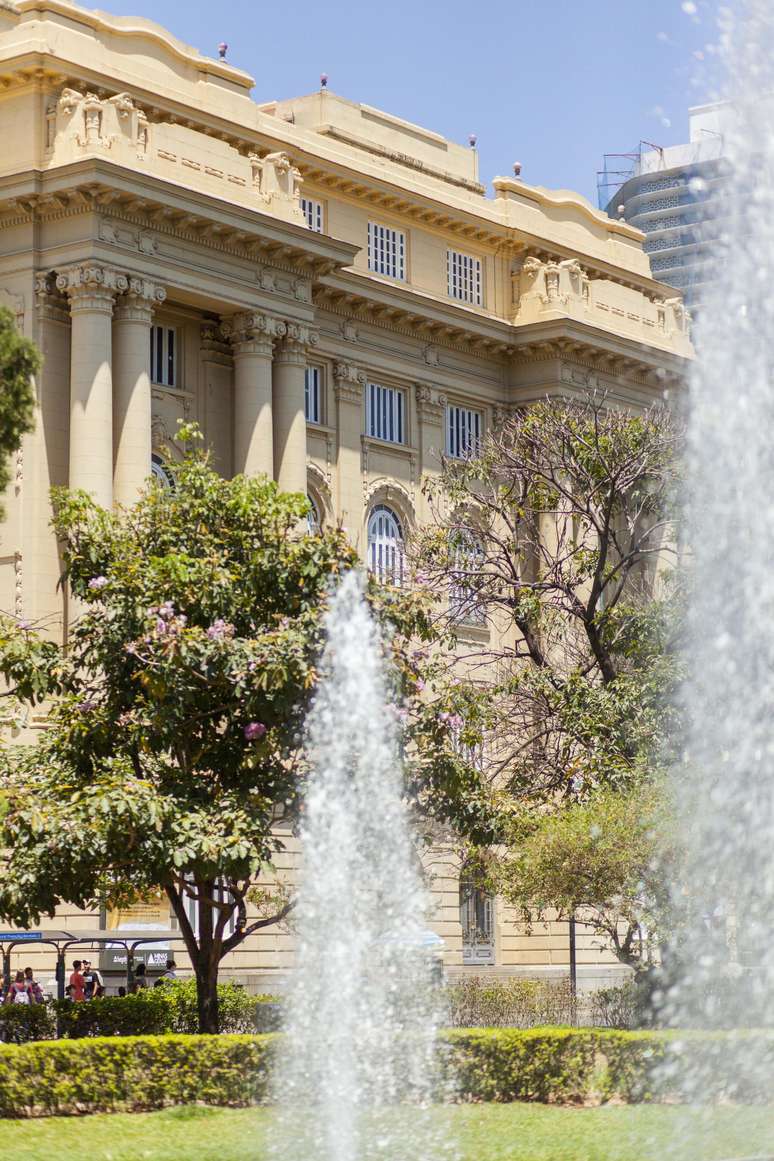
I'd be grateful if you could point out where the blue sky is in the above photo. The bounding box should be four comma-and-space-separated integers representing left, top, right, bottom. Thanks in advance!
93, 0, 721, 205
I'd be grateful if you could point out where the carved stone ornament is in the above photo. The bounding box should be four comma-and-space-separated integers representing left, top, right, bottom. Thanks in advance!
333, 362, 366, 404
221, 311, 287, 346
415, 383, 447, 427
51, 87, 150, 160
248, 150, 305, 225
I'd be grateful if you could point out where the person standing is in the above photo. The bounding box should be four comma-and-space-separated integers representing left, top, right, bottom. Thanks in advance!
69, 960, 86, 1002
82, 959, 103, 1000
4, 970, 32, 1005
23, 967, 44, 1004
130, 962, 148, 993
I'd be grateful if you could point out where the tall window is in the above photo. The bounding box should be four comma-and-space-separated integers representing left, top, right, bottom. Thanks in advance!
301, 197, 323, 233
449, 532, 485, 624
446, 405, 481, 460
368, 221, 405, 280
307, 494, 321, 534
305, 367, 322, 424
367, 505, 404, 585
366, 382, 405, 444
460, 871, 495, 966
447, 249, 482, 306
150, 325, 176, 388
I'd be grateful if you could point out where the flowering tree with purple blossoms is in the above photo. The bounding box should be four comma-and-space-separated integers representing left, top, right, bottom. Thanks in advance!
0, 434, 495, 1032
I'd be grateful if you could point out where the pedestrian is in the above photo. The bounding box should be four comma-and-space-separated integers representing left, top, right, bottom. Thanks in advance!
117, 986, 127, 998
93, 982, 106, 999
69, 960, 86, 1002
22, 967, 44, 1004
161, 958, 177, 980
4, 970, 33, 1005
131, 962, 148, 993
82, 959, 103, 1000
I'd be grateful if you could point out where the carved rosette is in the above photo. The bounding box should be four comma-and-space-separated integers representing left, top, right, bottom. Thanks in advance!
415, 383, 447, 428
333, 362, 366, 404
55, 264, 128, 313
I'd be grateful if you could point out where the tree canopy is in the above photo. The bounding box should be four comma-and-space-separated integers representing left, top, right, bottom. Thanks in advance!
0, 434, 494, 1031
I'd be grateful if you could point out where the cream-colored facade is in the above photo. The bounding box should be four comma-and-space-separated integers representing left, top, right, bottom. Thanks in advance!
0, 0, 691, 989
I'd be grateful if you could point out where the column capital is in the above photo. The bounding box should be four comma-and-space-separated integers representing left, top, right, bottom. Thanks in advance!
276, 322, 319, 364
415, 383, 447, 427
56, 264, 127, 312
34, 272, 70, 323
334, 362, 366, 404
222, 310, 286, 357
200, 321, 232, 366
115, 277, 166, 324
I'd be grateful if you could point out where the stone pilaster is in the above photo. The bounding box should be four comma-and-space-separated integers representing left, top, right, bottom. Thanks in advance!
415, 383, 447, 481
334, 362, 366, 545
223, 311, 286, 479
113, 276, 166, 506
56, 263, 127, 508
272, 322, 318, 495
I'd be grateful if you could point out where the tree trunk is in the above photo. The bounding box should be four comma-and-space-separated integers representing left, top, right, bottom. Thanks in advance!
193, 951, 220, 1035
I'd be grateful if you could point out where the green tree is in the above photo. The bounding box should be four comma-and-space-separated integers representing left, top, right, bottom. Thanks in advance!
413, 391, 683, 803
495, 784, 677, 970
0, 436, 493, 1032
0, 306, 39, 515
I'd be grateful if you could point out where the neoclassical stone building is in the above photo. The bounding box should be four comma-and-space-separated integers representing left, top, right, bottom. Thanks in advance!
0, 0, 691, 988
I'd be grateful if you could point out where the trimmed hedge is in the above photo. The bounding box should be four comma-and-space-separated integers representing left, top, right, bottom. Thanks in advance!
0, 981, 282, 1043
1, 1027, 772, 1117
0, 1034, 274, 1117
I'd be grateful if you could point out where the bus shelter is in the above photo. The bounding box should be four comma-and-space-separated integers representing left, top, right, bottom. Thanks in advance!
0, 929, 189, 998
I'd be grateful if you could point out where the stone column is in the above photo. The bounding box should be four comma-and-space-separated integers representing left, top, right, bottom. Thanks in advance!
200, 322, 233, 478
415, 383, 447, 480
56, 264, 127, 508
333, 362, 365, 544
224, 311, 286, 478
113, 276, 166, 506
272, 323, 318, 495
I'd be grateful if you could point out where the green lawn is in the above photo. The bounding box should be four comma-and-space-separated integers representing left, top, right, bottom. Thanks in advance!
0, 1103, 771, 1161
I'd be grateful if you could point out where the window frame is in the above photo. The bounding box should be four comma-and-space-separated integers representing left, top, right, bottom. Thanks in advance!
446, 403, 482, 460
366, 381, 406, 446
304, 365, 323, 425
449, 531, 486, 625
367, 504, 405, 586
301, 196, 324, 233
150, 323, 178, 389
367, 220, 406, 281
447, 248, 483, 306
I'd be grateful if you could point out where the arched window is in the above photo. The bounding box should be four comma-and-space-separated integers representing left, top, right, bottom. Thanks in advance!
460, 869, 495, 966
367, 505, 404, 585
307, 494, 321, 535
151, 454, 173, 487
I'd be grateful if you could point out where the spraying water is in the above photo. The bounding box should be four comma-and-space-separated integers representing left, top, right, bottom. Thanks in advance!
269, 571, 452, 1161
660, 0, 774, 1135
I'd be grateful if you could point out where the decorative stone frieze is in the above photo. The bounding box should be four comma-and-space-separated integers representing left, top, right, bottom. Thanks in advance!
333, 362, 366, 404
415, 383, 447, 427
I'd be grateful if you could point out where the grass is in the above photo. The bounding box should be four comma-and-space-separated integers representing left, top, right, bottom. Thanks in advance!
0, 1103, 772, 1160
